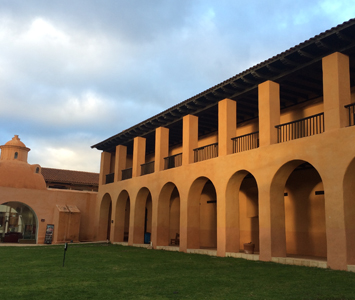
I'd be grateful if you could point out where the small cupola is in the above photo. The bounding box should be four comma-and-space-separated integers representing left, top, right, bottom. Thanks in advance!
0, 135, 31, 163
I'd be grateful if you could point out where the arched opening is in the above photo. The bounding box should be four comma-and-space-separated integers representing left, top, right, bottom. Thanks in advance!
342, 157, 355, 265
270, 160, 326, 259
98, 193, 112, 241
157, 182, 180, 246
239, 174, 259, 253
187, 177, 217, 249
133, 188, 153, 244
114, 190, 130, 243
0, 202, 38, 244
225, 170, 259, 253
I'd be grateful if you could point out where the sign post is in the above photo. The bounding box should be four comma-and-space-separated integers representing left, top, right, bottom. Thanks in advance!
62, 243, 68, 267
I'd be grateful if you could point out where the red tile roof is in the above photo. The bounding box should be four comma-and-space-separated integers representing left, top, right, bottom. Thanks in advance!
41, 168, 99, 186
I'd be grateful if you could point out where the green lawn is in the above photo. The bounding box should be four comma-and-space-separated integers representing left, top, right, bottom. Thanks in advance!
0, 243, 354, 299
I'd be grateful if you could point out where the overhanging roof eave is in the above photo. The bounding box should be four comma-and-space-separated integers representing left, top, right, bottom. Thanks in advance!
92, 18, 355, 152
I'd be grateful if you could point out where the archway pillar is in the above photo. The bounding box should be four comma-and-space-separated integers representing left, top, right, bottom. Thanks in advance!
217, 186, 226, 257
258, 178, 286, 261
221, 174, 242, 255
127, 198, 135, 246
179, 188, 189, 252
129, 193, 141, 245
323, 175, 348, 270
151, 192, 159, 248
322, 52, 351, 130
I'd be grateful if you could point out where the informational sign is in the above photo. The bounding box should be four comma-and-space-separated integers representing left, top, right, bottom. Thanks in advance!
44, 224, 54, 244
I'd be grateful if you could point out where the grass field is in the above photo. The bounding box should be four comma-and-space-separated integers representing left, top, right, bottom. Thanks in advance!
0, 243, 355, 299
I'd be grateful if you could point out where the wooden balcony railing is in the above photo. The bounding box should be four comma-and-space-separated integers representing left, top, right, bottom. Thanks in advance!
141, 161, 155, 176
275, 113, 324, 143
164, 153, 182, 170
345, 103, 355, 126
193, 143, 218, 162
105, 173, 114, 184
232, 131, 259, 153
121, 168, 132, 180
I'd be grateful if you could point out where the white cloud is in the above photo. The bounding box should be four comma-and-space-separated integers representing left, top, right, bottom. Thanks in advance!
28, 139, 101, 173
24, 17, 70, 44
0, 0, 354, 172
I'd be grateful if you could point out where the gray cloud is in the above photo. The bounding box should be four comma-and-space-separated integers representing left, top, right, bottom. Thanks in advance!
0, 0, 354, 171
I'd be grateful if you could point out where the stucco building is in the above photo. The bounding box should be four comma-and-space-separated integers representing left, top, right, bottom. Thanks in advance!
92, 19, 355, 271
0, 135, 98, 244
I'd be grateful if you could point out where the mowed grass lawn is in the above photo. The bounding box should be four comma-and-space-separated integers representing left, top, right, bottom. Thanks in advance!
1, 244, 355, 299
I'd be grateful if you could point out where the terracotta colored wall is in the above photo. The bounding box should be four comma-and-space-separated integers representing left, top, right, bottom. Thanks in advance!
97, 56, 355, 271
0, 187, 97, 244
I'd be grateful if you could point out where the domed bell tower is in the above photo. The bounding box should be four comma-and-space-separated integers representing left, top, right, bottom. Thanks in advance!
0, 135, 30, 163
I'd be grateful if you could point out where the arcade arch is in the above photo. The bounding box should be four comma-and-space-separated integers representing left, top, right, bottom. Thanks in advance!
98, 193, 112, 241
114, 190, 130, 243
0, 201, 38, 243
133, 187, 153, 244
225, 170, 259, 253
156, 182, 180, 246
270, 160, 326, 259
187, 177, 217, 250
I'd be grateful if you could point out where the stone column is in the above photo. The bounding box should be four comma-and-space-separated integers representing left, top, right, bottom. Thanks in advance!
322, 52, 351, 130
218, 98, 237, 156
182, 115, 198, 165
132, 137, 146, 177
258, 81, 280, 146
322, 174, 348, 270
155, 127, 169, 172
114, 145, 127, 182
99, 151, 111, 186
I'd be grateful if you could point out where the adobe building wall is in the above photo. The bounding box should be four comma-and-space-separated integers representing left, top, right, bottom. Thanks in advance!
95, 52, 355, 272
0, 186, 97, 244
96, 111, 355, 271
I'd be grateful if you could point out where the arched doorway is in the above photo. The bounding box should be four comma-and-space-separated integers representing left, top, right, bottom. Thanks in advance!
0, 202, 38, 244
114, 190, 130, 243
157, 182, 180, 246
225, 170, 259, 253
133, 188, 153, 244
98, 193, 112, 241
270, 160, 326, 259
187, 177, 217, 249
239, 174, 259, 253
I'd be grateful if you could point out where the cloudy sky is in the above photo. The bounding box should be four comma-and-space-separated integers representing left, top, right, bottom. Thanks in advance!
0, 1, 354, 173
